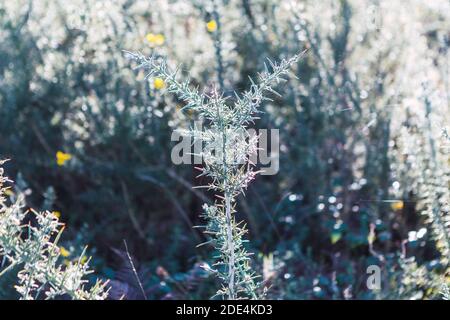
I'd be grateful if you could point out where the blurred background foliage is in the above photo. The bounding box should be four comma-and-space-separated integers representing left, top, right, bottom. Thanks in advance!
0, 0, 449, 299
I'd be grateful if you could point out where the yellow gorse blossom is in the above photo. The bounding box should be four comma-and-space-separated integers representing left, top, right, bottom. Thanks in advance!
56, 151, 72, 166
153, 77, 165, 90
206, 20, 217, 33
145, 33, 165, 46
52, 210, 61, 219
59, 246, 70, 257
391, 200, 404, 211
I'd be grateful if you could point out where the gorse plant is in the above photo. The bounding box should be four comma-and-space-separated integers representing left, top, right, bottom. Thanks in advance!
0, 160, 108, 300
419, 95, 450, 264
442, 284, 450, 300
126, 51, 300, 299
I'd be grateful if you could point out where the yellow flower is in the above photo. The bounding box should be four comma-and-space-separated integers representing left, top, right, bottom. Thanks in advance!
145, 33, 165, 46
56, 151, 72, 166
153, 77, 165, 90
391, 200, 404, 211
59, 246, 70, 257
52, 211, 61, 219
206, 20, 217, 33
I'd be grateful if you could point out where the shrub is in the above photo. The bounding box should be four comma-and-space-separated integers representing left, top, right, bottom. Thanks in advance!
126, 51, 300, 299
0, 160, 108, 300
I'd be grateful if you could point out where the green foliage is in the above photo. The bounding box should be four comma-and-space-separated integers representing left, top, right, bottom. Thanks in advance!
0, 160, 108, 299
127, 51, 299, 299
